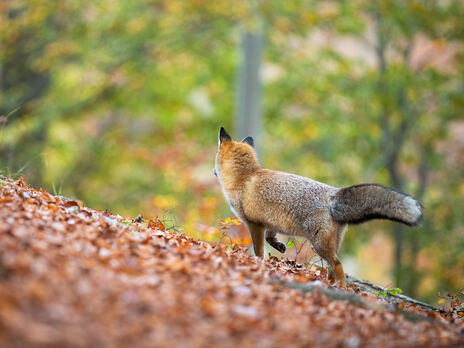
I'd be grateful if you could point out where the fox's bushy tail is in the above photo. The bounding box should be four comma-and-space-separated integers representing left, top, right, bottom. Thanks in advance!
330, 184, 423, 226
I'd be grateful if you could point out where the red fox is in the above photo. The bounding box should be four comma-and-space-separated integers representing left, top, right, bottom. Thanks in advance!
214, 127, 423, 288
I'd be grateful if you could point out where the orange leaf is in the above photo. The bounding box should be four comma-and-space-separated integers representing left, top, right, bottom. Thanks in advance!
148, 218, 165, 231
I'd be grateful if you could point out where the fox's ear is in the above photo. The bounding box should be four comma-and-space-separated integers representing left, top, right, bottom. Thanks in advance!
242, 136, 254, 147
219, 126, 232, 143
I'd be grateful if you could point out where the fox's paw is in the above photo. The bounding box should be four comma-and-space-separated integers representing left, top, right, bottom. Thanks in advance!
267, 237, 286, 254
274, 242, 287, 253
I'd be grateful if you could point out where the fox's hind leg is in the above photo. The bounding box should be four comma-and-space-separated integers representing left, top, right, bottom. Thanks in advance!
328, 224, 348, 285
312, 227, 346, 288
246, 221, 265, 257
265, 229, 286, 254
335, 224, 348, 254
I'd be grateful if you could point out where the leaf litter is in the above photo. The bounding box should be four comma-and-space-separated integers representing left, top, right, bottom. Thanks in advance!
0, 177, 463, 347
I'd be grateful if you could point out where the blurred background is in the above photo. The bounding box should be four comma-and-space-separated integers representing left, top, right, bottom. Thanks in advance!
1, 0, 463, 302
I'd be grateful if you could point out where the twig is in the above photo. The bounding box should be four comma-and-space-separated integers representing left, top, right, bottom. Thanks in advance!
294, 239, 308, 262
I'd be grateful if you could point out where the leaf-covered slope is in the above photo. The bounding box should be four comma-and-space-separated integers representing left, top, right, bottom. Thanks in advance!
0, 177, 462, 347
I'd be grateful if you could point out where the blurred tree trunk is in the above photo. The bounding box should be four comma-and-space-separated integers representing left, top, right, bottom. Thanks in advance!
373, 13, 423, 294
404, 145, 429, 298
235, 29, 262, 152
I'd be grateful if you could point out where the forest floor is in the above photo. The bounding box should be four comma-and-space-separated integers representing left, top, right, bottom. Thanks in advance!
0, 177, 463, 347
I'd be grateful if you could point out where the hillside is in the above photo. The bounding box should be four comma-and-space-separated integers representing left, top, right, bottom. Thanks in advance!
0, 177, 462, 347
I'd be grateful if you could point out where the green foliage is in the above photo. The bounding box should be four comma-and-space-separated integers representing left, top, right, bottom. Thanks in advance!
374, 288, 404, 298
51, 181, 63, 196
1, 0, 463, 302
286, 240, 295, 248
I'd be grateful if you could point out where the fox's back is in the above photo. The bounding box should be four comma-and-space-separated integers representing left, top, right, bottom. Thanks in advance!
243, 170, 338, 235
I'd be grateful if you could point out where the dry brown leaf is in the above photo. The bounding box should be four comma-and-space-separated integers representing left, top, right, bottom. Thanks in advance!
0, 177, 462, 348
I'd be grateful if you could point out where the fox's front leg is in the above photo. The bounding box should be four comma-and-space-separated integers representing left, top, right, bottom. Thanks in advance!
246, 221, 265, 257
265, 229, 286, 254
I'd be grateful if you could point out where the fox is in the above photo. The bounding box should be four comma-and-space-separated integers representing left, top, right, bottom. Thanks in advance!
214, 126, 423, 288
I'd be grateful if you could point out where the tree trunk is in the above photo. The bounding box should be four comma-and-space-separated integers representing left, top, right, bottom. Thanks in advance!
235, 29, 263, 152
404, 144, 429, 297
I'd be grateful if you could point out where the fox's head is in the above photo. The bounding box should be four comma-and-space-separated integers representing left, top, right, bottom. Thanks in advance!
214, 127, 260, 188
